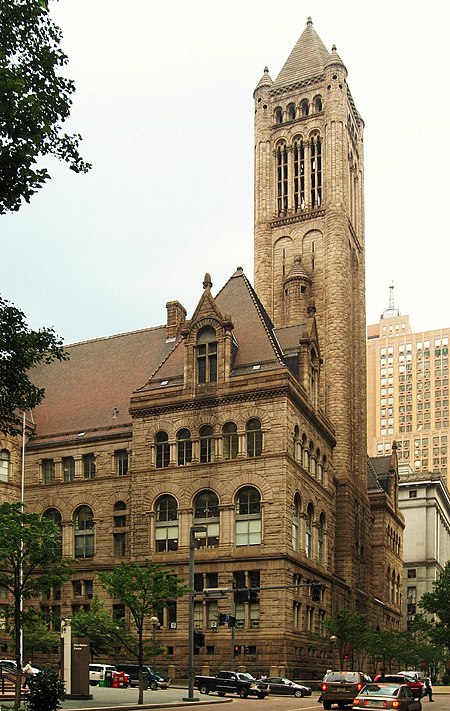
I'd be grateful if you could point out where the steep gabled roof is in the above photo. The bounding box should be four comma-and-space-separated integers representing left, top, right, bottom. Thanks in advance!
272, 17, 331, 91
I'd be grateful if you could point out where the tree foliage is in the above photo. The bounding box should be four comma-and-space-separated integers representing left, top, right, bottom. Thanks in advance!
25, 669, 65, 711
99, 562, 187, 705
0, 295, 68, 435
70, 596, 117, 661
0, 502, 72, 708
419, 561, 450, 653
0, 0, 91, 214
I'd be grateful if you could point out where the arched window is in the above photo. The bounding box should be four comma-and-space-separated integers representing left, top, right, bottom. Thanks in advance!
199, 425, 214, 463
42, 508, 62, 556
292, 493, 301, 551
308, 442, 314, 474
302, 435, 309, 470
73, 506, 94, 559
300, 99, 309, 116
197, 326, 217, 384
293, 139, 305, 212
246, 418, 262, 457
277, 143, 288, 216
235, 487, 261, 546
194, 490, 219, 547
177, 428, 192, 466
113, 501, 127, 557
305, 503, 313, 559
314, 95, 323, 112
156, 431, 170, 468
293, 425, 300, 460
287, 103, 296, 120
318, 512, 325, 564
310, 134, 322, 207
0, 449, 9, 482
318, 455, 325, 483
222, 422, 238, 460
155, 495, 178, 551
275, 107, 283, 124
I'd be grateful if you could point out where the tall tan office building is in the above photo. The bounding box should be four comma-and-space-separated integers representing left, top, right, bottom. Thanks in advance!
1, 19, 403, 677
367, 287, 449, 485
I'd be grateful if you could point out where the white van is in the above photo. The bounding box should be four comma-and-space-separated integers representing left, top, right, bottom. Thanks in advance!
89, 663, 116, 686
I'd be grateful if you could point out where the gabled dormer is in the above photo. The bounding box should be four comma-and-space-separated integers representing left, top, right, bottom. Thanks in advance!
181, 273, 237, 393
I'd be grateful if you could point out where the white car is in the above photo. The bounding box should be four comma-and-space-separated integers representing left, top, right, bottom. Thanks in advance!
89, 663, 118, 686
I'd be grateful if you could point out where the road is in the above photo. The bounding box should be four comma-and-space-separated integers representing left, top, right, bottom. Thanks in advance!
189, 694, 447, 711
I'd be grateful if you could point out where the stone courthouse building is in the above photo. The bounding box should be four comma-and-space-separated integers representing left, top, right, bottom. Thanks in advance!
0, 19, 403, 676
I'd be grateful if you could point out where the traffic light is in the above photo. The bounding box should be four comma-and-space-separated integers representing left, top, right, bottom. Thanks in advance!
233, 644, 241, 655
234, 587, 249, 604
243, 645, 250, 655
218, 613, 229, 626
248, 588, 259, 603
194, 630, 205, 647
311, 582, 323, 602
227, 615, 236, 628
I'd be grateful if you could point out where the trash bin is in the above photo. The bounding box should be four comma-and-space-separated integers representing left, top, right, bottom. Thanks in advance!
104, 670, 113, 688
141, 671, 149, 690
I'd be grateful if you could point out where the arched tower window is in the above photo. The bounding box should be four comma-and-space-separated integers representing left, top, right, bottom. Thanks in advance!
293, 139, 305, 212
222, 422, 238, 460
318, 512, 325, 564
310, 135, 322, 207
235, 486, 261, 546
199, 425, 214, 463
275, 107, 283, 124
300, 99, 309, 116
194, 490, 219, 548
313, 95, 323, 112
277, 143, 288, 216
196, 326, 217, 384
0, 449, 9, 482
293, 425, 300, 459
156, 431, 170, 468
155, 495, 178, 551
287, 103, 296, 120
177, 428, 192, 466
73, 506, 94, 559
246, 418, 262, 457
305, 503, 313, 559
292, 493, 301, 551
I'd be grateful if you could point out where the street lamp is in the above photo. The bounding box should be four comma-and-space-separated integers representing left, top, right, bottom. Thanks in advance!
330, 635, 338, 670
150, 615, 160, 667
183, 525, 207, 703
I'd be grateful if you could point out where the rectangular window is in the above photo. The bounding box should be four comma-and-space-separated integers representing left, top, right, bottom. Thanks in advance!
114, 532, 126, 557
83, 454, 96, 479
115, 450, 129, 476
43, 459, 55, 484
63, 456, 75, 482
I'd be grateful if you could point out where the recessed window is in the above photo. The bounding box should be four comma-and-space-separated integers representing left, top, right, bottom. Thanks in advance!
0, 450, 10, 482
235, 487, 261, 546
42, 458, 55, 484
177, 428, 192, 466
223, 422, 238, 460
83, 453, 96, 479
194, 490, 219, 548
246, 418, 262, 457
197, 327, 217, 384
156, 431, 170, 468
409, 490, 417, 498
115, 450, 128, 476
74, 506, 94, 559
63, 456, 75, 482
155, 495, 178, 552
199, 425, 214, 463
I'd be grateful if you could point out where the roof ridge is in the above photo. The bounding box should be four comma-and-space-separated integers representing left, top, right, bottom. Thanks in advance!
65, 324, 166, 349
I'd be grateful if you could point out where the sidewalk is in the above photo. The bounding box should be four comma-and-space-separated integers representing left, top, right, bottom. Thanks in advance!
0, 684, 231, 710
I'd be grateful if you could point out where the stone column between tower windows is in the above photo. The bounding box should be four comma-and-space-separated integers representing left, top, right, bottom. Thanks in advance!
74, 455, 83, 479
54, 458, 62, 481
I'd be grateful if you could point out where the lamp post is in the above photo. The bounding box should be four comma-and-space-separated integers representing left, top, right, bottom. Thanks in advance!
149, 615, 159, 668
183, 525, 207, 703
330, 635, 338, 670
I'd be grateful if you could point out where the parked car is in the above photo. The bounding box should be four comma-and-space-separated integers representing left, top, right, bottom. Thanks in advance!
353, 682, 422, 711
321, 671, 372, 709
374, 674, 423, 698
194, 670, 269, 698
398, 671, 425, 683
257, 676, 311, 697
114, 663, 170, 690
89, 663, 117, 686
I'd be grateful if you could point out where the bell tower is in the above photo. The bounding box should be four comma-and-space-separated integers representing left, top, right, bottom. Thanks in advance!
254, 18, 370, 599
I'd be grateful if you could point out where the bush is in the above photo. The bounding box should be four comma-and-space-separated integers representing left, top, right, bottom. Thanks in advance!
25, 670, 65, 711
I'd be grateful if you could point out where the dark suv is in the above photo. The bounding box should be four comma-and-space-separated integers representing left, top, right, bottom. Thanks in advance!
114, 664, 170, 690
321, 671, 372, 709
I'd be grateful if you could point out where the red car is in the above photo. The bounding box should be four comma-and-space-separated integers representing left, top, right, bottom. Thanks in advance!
373, 675, 423, 698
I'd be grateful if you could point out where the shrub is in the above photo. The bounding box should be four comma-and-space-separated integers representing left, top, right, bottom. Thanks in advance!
25, 670, 65, 711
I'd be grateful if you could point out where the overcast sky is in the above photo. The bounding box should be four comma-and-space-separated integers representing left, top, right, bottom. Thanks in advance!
2, 0, 449, 344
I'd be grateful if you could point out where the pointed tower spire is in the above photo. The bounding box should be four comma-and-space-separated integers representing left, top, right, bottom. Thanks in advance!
272, 16, 331, 89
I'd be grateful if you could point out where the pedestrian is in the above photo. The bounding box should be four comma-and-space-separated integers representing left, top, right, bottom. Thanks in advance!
318, 669, 332, 703
424, 677, 433, 702
22, 660, 34, 689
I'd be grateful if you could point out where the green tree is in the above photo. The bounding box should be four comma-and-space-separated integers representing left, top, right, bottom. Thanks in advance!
0, 0, 91, 214
70, 596, 117, 661
323, 609, 370, 669
0, 502, 73, 708
25, 669, 65, 711
99, 562, 187, 706
419, 561, 450, 654
21, 608, 59, 658
0, 295, 68, 435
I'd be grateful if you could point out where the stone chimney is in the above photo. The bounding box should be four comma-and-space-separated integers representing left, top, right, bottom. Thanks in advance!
166, 301, 187, 340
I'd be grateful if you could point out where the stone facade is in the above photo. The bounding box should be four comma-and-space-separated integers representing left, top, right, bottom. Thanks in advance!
0, 18, 403, 678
